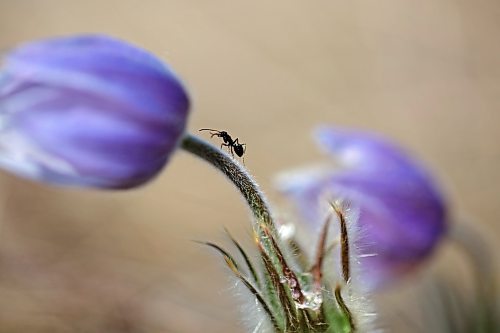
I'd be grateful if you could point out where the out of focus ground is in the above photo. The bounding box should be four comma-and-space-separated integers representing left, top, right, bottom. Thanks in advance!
0, 1, 498, 332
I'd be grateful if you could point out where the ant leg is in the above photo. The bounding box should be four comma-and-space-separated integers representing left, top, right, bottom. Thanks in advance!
220, 143, 234, 157
239, 143, 246, 165
223, 144, 234, 157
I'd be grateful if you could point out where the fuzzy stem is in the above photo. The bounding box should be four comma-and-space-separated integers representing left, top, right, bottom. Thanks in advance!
180, 133, 277, 234
449, 220, 497, 332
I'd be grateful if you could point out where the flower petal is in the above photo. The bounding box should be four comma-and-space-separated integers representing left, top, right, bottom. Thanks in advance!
0, 35, 190, 189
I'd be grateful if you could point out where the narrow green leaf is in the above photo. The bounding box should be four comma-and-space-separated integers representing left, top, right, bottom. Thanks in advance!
331, 202, 350, 283
225, 227, 261, 288
334, 285, 355, 332
197, 241, 281, 332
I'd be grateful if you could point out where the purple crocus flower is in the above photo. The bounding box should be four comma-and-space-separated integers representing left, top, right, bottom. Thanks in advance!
276, 126, 447, 290
0, 35, 189, 189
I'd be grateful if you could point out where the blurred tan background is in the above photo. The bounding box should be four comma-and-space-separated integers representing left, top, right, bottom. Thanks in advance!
0, 0, 499, 332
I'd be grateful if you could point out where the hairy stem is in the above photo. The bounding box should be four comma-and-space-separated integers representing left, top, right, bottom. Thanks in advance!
180, 133, 277, 234
449, 220, 497, 332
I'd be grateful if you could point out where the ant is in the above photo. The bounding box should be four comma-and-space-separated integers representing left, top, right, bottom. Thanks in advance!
199, 128, 246, 160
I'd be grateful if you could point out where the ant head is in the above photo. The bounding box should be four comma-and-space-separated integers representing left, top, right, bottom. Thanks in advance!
234, 144, 244, 157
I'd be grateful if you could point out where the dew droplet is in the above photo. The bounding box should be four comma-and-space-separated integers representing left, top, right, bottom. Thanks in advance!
296, 291, 323, 311
278, 223, 295, 240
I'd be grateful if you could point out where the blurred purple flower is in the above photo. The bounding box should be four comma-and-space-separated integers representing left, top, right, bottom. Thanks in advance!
276, 126, 447, 289
0, 35, 189, 189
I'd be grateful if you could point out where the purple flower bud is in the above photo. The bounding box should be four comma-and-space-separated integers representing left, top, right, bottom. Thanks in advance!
0, 35, 190, 189
276, 126, 447, 289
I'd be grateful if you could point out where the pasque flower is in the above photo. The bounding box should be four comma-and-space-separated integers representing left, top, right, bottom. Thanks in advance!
276, 126, 447, 290
0, 34, 189, 189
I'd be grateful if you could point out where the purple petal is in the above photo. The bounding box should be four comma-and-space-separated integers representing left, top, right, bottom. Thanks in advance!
0, 35, 190, 189
315, 126, 428, 176
3, 35, 189, 125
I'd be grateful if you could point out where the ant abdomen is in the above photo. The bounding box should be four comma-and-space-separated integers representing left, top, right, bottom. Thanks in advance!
233, 144, 244, 157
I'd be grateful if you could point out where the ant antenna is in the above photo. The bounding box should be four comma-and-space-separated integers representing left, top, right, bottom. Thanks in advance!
199, 128, 220, 132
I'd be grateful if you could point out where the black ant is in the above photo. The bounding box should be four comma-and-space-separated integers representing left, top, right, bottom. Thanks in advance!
199, 128, 246, 159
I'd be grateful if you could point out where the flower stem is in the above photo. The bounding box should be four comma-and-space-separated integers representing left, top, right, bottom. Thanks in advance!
449, 220, 497, 332
180, 133, 277, 234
